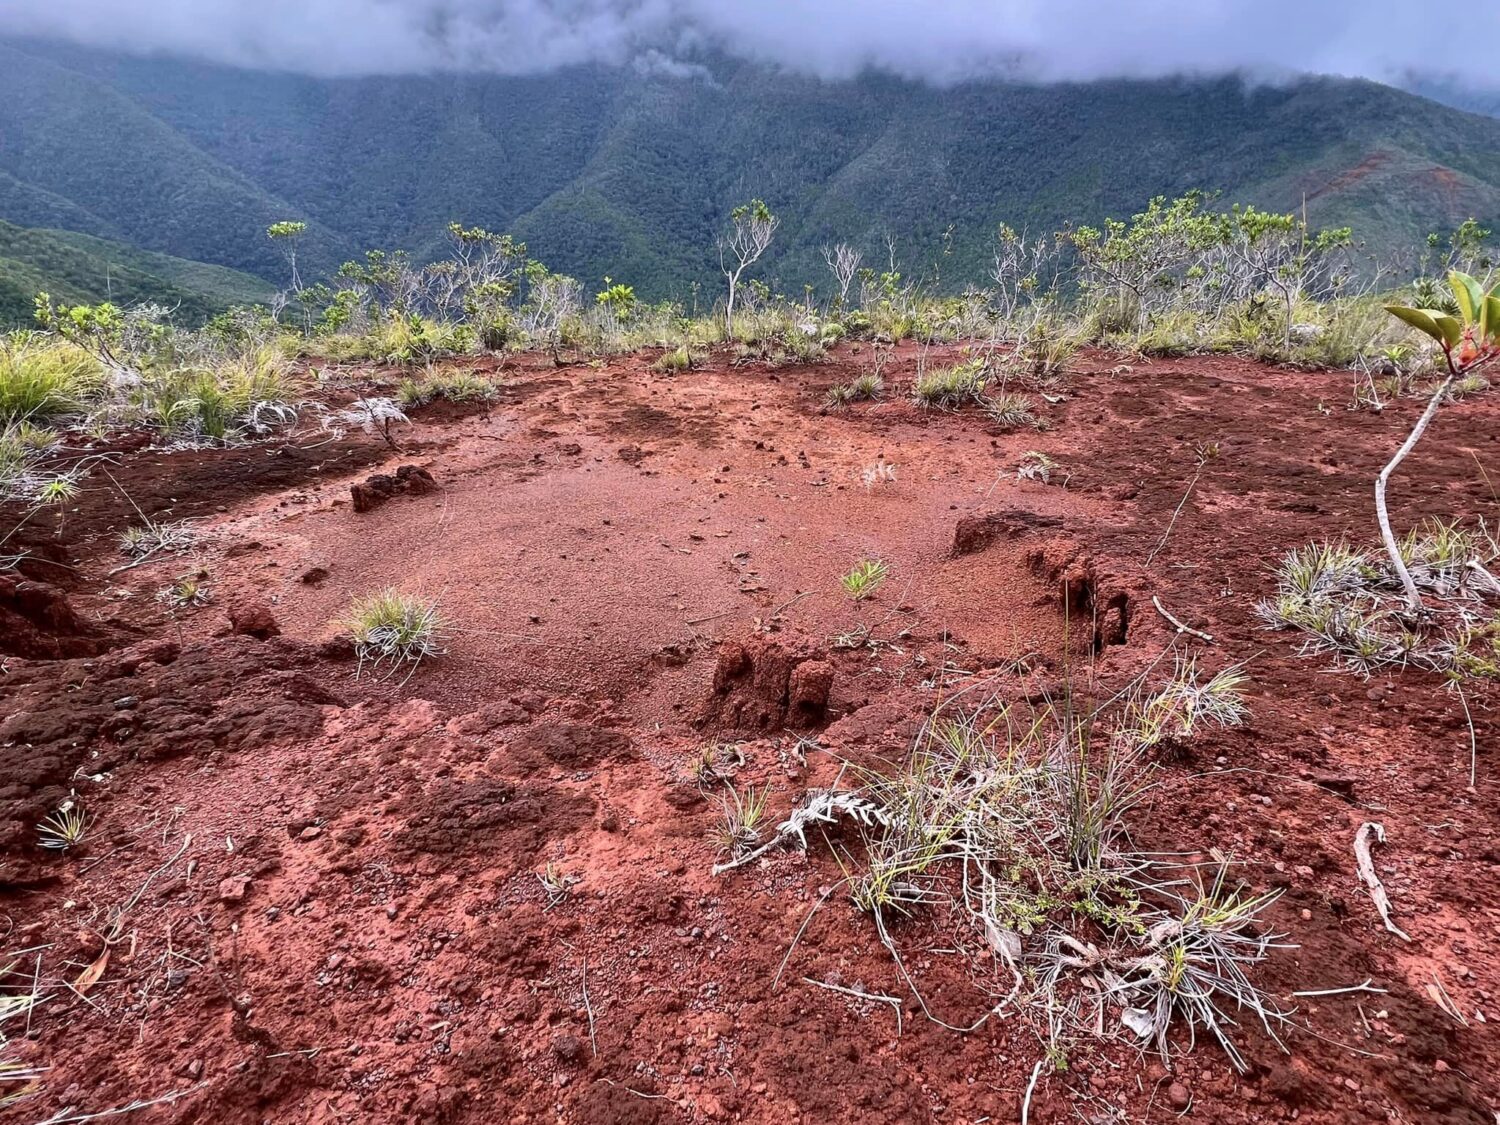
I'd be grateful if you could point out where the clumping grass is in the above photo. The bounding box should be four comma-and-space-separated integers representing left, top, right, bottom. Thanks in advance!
1258, 527, 1500, 678
117, 519, 196, 559
715, 784, 771, 859
695, 742, 746, 788
719, 662, 1288, 1074
537, 862, 579, 909
1126, 655, 1250, 748
158, 573, 212, 608
980, 391, 1041, 429
912, 359, 988, 409
652, 344, 693, 373
840, 558, 890, 600
1017, 450, 1059, 483
36, 800, 88, 850
347, 589, 445, 676
397, 367, 500, 408
826, 371, 884, 409
0, 340, 101, 425
137, 350, 299, 442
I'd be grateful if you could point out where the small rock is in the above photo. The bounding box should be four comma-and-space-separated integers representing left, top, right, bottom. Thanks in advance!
228, 602, 280, 640
552, 1034, 583, 1062
299, 826, 323, 841
218, 875, 251, 903
1166, 1082, 1191, 1110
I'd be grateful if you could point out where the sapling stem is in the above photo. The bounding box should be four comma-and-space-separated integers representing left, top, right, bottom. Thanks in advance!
1374, 350, 1455, 614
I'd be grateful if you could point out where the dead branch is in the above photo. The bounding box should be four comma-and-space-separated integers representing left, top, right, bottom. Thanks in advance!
1353, 822, 1411, 942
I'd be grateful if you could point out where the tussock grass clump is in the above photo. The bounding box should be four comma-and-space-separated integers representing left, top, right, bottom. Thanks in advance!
347, 589, 445, 676
137, 349, 299, 442
651, 345, 693, 373
839, 558, 889, 600
980, 391, 1041, 429
1016, 450, 1059, 483
912, 359, 988, 409
0, 339, 101, 425
1259, 524, 1500, 678
826, 370, 884, 409
714, 783, 771, 860
397, 367, 500, 408
36, 800, 89, 850
117, 518, 196, 560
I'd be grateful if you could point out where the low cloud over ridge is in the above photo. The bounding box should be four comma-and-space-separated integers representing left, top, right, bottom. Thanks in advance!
0, 0, 1491, 87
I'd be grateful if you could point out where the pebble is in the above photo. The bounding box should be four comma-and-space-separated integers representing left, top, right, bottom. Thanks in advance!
1167, 1082, 1191, 1110
218, 875, 251, 903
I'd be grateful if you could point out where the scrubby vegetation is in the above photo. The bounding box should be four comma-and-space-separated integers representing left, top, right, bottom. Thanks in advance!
715, 659, 1276, 1073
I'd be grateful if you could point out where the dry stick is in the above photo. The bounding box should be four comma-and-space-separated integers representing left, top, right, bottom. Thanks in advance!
1145, 460, 1206, 566
1020, 1059, 1045, 1125
597, 1079, 672, 1101
801, 976, 904, 1036
1353, 822, 1411, 942
1291, 979, 1388, 998
1151, 595, 1213, 643
581, 957, 598, 1058
1455, 680, 1478, 789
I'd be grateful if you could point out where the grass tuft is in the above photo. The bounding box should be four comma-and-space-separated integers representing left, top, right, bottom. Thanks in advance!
347, 589, 445, 676
840, 558, 890, 600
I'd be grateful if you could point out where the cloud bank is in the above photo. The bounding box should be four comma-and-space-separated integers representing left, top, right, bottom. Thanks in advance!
0, 0, 1491, 87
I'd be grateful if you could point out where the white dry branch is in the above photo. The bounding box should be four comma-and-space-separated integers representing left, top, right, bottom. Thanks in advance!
711, 790, 888, 876
1353, 822, 1411, 942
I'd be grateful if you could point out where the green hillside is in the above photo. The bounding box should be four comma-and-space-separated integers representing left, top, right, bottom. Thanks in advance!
0, 219, 276, 326
5, 39, 1500, 300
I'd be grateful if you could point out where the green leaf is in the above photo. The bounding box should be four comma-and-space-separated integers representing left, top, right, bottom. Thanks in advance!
1485, 295, 1500, 345
1449, 270, 1485, 326
1386, 304, 1460, 347
1433, 313, 1463, 348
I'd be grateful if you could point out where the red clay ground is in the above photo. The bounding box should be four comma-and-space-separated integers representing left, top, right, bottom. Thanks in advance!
2, 342, 1498, 1123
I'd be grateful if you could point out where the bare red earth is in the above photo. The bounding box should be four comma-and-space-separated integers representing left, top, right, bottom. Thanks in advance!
3, 343, 1498, 1123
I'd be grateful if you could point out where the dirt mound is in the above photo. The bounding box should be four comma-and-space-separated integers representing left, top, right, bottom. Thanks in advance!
393, 777, 595, 868
0, 575, 121, 658
701, 631, 835, 732
350, 464, 439, 512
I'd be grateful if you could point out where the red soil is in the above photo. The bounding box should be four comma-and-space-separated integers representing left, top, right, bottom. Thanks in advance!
3, 344, 1498, 1123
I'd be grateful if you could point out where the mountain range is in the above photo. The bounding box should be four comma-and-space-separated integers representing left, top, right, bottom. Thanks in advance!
2, 36, 1500, 321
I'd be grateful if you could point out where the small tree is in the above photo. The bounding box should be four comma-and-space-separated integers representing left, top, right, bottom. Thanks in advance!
1380, 271, 1500, 610
821, 243, 862, 311
267, 221, 308, 294
718, 199, 778, 339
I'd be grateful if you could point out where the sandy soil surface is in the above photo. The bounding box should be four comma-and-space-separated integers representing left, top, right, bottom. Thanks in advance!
2, 342, 1497, 1123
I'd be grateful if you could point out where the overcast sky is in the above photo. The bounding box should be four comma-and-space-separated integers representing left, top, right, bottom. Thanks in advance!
0, 0, 1493, 87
